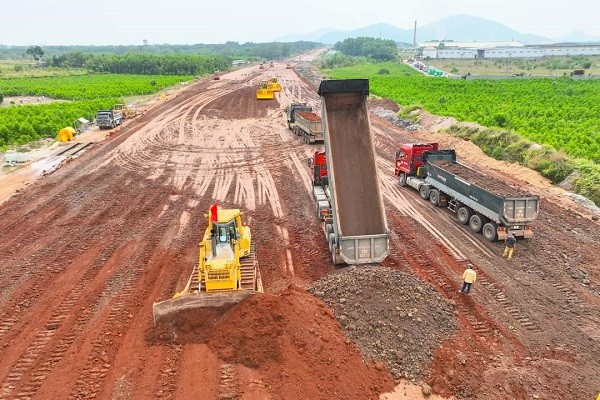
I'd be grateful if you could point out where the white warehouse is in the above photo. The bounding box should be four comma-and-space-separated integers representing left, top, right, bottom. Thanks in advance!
422, 42, 600, 59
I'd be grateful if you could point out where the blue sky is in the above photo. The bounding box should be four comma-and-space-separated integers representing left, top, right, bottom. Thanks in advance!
1, 0, 598, 45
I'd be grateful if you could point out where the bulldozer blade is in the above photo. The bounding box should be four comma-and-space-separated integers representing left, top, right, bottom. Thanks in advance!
152, 290, 257, 325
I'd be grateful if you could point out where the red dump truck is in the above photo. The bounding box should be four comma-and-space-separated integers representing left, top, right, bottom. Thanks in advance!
394, 142, 540, 241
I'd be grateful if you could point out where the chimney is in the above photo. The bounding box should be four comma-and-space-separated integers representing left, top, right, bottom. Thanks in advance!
413, 20, 417, 48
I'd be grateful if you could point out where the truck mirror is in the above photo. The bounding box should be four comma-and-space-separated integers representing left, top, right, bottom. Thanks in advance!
307, 158, 313, 167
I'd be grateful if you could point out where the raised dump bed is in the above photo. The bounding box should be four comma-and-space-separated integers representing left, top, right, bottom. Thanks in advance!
318, 79, 389, 265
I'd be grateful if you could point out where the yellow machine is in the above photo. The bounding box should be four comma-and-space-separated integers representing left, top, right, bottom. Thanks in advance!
256, 81, 275, 100
267, 77, 282, 92
152, 205, 262, 324
56, 127, 75, 142
114, 103, 138, 119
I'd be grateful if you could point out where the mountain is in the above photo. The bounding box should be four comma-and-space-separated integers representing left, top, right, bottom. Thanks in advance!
275, 14, 554, 45
416, 14, 551, 44
554, 31, 600, 43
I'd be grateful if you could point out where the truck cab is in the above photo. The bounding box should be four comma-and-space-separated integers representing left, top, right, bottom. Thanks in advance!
395, 142, 456, 183
309, 150, 328, 187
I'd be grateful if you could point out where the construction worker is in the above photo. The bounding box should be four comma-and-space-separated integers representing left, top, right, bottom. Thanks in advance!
460, 264, 477, 294
503, 233, 517, 260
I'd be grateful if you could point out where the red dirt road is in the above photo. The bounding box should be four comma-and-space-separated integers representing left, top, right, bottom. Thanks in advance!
0, 63, 598, 400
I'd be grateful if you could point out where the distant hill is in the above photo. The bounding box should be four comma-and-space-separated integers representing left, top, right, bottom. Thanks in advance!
275, 14, 554, 45
554, 31, 600, 43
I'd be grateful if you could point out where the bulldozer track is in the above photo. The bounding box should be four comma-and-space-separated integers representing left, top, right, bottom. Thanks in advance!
218, 363, 238, 400
0, 186, 168, 399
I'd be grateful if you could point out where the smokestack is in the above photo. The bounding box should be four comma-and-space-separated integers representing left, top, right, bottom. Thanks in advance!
413, 20, 417, 48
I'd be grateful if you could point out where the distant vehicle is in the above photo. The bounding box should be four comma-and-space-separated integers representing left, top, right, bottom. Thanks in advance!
95, 108, 123, 129
285, 103, 323, 144
571, 69, 585, 76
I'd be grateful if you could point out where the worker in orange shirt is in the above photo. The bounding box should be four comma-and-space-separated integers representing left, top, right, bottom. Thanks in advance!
460, 264, 477, 294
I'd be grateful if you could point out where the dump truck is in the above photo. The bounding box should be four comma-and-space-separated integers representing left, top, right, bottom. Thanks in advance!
394, 142, 540, 241
314, 79, 389, 265
285, 103, 323, 144
152, 205, 263, 324
95, 108, 123, 129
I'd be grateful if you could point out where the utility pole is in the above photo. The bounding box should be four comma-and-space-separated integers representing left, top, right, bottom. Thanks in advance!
505, 52, 512, 76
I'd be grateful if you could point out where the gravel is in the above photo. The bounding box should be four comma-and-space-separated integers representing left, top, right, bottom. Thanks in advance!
309, 266, 457, 381
370, 106, 422, 131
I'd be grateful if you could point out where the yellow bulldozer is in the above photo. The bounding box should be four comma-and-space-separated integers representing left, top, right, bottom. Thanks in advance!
114, 103, 138, 119
152, 205, 262, 324
256, 80, 275, 100
267, 77, 282, 92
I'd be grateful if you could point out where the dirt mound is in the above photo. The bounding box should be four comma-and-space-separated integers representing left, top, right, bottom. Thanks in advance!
151, 286, 394, 400
206, 85, 280, 119
309, 266, 457, 381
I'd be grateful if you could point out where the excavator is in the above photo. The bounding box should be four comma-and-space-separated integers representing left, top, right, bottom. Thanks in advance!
256, 80, 275, 100
152, 204, 262, 324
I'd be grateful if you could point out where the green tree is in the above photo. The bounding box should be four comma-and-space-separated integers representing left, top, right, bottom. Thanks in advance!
26, 45, 45, 61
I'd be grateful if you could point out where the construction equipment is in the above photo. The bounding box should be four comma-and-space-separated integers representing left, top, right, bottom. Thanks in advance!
394, 142, 540, 241
96, 107, 124, 129
152, 205, 262, 324
56, 126, 76, 142
267, 78, 282, 92
313, 79, 389, 265
213, 71, 221, 80
285, 103, 323, 144
256, 81, 275, 100
114, 103, 138, 119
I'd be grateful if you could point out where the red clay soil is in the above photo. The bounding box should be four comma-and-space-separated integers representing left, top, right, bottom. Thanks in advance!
0, 64, 599, 400
154, 286, 394, 400
296, 111, 321, 121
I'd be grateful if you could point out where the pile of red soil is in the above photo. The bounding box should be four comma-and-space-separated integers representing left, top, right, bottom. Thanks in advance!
210, 286, 394, 400
152, 286, 394, 400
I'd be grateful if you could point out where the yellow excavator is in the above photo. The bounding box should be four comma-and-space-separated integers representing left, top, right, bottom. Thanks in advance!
152, 205, 263, 324
267, 77, 282, 92
256, 80, 275, 100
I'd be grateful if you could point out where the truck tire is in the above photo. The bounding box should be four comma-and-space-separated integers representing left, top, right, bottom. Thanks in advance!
325, 223, 334, 235
419, 185, 430, 200
429, 189, 441, 206
469, 214, 484, 233
398, 173, 407, 187
456, 206, 472, 225
482, 222, 498, 241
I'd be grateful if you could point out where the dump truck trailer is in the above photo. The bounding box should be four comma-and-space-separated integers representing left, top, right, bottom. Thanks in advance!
286, 103, 324, 144
316, 79, 389, 265
395, 142, 540, 241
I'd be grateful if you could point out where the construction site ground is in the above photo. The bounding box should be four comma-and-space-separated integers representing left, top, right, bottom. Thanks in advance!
0, 59, 598, 400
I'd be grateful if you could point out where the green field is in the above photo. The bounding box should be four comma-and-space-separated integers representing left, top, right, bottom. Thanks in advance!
324, 63, 600, 161
0, 74, 193, 148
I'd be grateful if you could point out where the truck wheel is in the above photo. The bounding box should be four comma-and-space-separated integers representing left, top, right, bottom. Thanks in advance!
325, 223, 334, 235
469, 214, 484, 233
398, 173, 407, 187
482, 222, 498, 241
419, 185, 429, 200
456, 206, 472, 225
429, 189, 441, 206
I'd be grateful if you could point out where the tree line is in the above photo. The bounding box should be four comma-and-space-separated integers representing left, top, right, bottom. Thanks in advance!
1, 41, 321, 61
333, 37, 398, 61
50, 53, 231, 75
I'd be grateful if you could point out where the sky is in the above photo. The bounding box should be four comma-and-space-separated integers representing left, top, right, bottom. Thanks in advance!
1, 0, 599, 46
